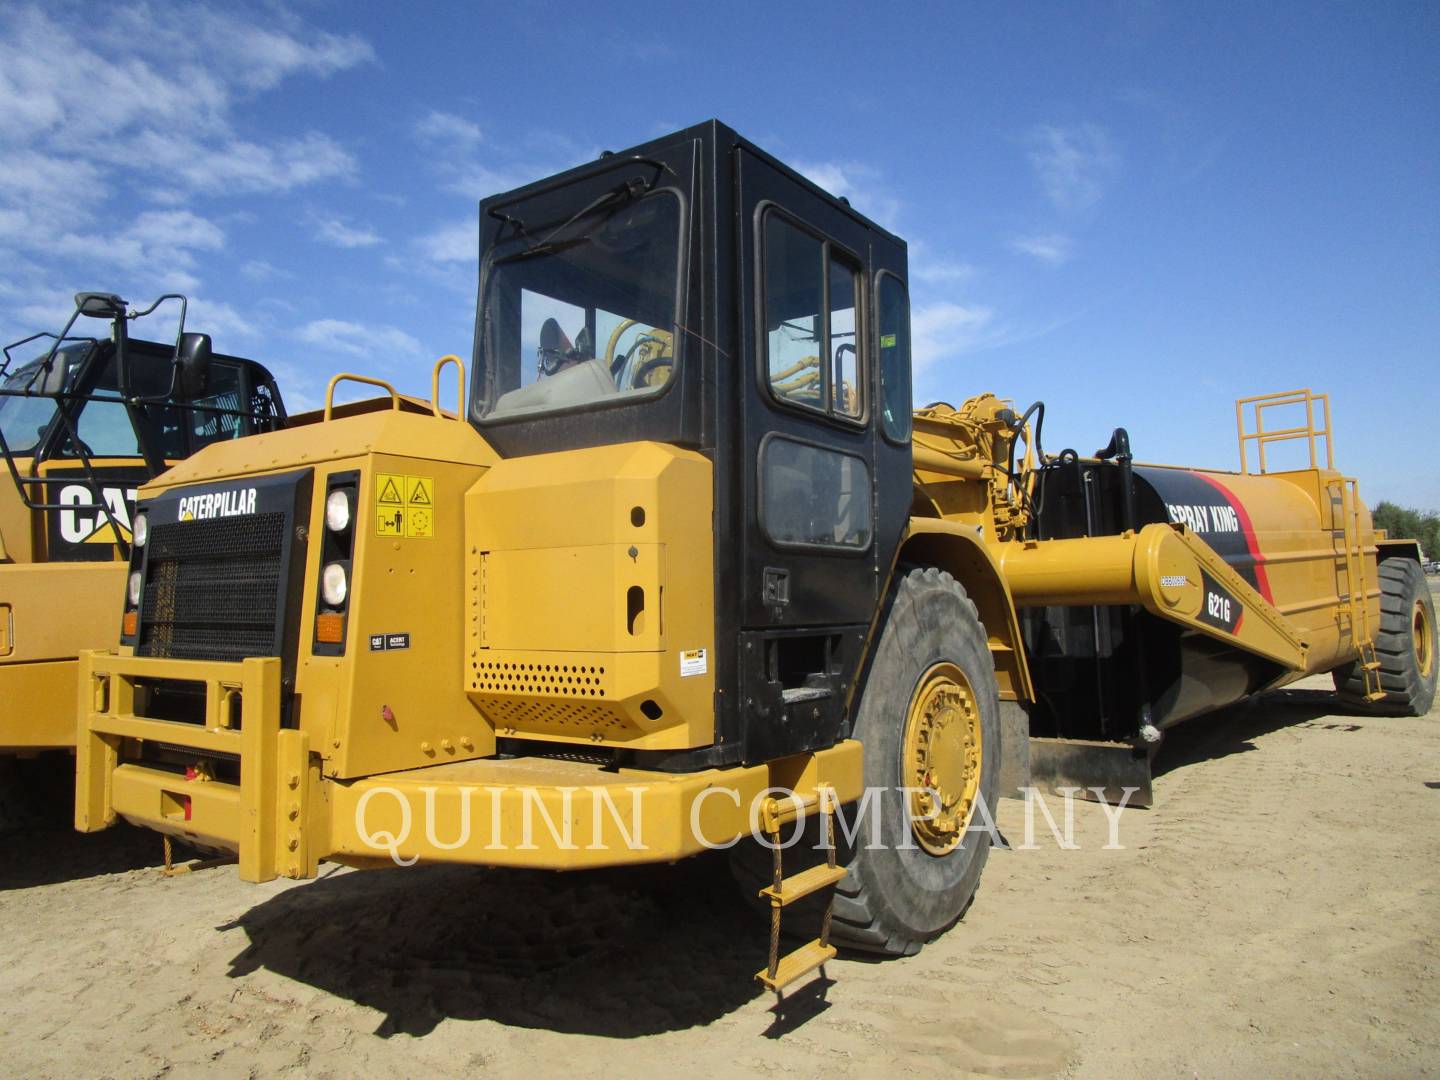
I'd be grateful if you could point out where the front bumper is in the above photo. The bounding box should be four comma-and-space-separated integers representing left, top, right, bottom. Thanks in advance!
75, 650, 864, 882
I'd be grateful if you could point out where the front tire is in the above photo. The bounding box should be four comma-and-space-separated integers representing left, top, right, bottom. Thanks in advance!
829, 566, 1003, 955
1333, 558, 1438, 716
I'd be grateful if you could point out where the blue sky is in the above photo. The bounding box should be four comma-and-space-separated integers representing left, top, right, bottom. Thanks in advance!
1, 1, 1435, 505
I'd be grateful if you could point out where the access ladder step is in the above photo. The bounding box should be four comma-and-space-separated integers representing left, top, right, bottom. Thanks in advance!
1364, 691, 1387, 702
760, 864, 847, 906
1363, 661, 1382, 670
755, 939, 837, 993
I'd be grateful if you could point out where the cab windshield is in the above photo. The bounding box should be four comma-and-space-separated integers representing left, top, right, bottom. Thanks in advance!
0, 344, 88, 453
476, 189, 681, 421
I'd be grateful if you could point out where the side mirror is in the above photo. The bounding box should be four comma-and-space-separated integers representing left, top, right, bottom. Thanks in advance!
175, 332, 213, 400
75, 292, 127, 319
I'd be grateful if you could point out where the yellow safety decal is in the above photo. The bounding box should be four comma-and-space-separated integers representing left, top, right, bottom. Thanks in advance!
375, 472, 435, 539
377, 474, 404, 505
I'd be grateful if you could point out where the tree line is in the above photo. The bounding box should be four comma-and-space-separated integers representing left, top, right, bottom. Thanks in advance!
1372, 501, 1440, 560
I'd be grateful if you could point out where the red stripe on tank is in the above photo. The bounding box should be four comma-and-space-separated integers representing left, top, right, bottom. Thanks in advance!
1190, 471, 1275, 605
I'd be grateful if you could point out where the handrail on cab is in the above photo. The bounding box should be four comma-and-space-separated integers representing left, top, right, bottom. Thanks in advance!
323, 373, 400, 421
431, 354, 465, 419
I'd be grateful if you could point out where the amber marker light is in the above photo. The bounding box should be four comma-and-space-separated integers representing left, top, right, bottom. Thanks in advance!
315, 612, 345, 644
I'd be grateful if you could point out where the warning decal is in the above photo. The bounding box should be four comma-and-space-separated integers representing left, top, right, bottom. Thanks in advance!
375, 472, 435, 539
377, 475, 404, 505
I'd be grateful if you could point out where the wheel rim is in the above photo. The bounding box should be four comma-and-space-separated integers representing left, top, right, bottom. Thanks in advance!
902, 662, 983, 856
1414, 599, 1434, 678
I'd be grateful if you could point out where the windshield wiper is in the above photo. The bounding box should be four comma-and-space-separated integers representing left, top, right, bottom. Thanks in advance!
498, 174, 655, 262
538, 176, 648, 248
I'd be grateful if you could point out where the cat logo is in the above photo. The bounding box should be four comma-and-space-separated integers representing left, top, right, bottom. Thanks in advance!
57, 483, 136, 545
177, 487, 258, 521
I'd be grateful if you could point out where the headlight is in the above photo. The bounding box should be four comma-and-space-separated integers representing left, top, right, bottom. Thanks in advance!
132, 512, 148, 548
127, 571, 142, 606
321, 562, 349, 607
325, 489, 352, 533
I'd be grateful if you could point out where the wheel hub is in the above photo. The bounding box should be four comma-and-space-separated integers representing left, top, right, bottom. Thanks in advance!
1415, 599, 1434, 678
902, 663, 983, 856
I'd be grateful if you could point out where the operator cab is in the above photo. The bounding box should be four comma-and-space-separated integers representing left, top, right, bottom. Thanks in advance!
472, 121, 915, 765
0, 293, 287, 561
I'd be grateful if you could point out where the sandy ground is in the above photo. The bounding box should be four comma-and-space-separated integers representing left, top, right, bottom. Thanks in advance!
2, 665, 1437, 1079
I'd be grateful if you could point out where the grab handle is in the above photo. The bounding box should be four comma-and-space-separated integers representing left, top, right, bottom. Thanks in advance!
323, 373, 400, 421
431, 355, 465, 419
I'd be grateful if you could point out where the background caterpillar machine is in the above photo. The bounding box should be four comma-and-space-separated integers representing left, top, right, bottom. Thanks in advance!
71, 122, 1436, 995
0, 292, 287, 826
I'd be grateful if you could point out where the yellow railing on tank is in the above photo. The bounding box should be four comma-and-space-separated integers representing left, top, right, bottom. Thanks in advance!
1235, 388, 1333, 474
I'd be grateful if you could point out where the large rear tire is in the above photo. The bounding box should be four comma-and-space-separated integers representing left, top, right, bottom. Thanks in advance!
1333, 558, 1437, 716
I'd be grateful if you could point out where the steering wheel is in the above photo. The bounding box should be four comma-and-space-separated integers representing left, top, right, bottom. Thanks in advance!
630, 353, 673, 388
605, 321, 674, 389
604, 319, 642, 375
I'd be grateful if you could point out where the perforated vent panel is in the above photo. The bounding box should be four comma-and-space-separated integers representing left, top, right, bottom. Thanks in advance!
469, 653, 635, 736
471, 658, 612, 698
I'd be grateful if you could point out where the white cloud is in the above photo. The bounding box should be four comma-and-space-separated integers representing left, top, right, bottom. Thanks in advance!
410, 115, 590, 223
1024, 123, 1120, 212
0, 6, 371, 147
911, 245, 977, 286
439, 159, 552, 200
911, 301, 996, 375
793, 159, 902, 233
0, 4, 369, 245
1011, 233, 1075, 265
0, 3, 373, 337
125, 210, 226, 254
416, 219, 478, 264
184, 296, 260, 345
240, 259, 289, 282
0, 278, 76, 338
121, 129, 356, 195
296, 318, 423, 361
309, 214, 381, 249
416, 110, 483, 148
0, 5, 372, 149
38, 210, 227, 294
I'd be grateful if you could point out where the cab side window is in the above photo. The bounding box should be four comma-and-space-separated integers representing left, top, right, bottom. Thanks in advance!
188, 361, 247, 449
762, 210, 864, 422
829, 257, 860, 418
876, 273, 912, 443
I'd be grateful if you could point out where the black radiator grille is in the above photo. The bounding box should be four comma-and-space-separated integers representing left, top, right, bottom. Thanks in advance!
139, 513, 288, 662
